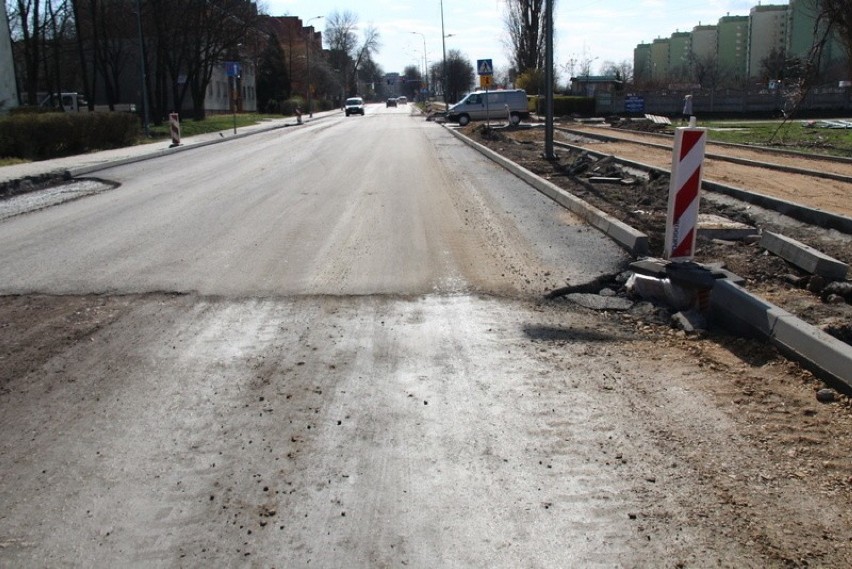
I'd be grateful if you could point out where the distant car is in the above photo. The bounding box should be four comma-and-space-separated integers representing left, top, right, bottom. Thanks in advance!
386, 98, 397, 107
397, 96, 407, 105
345, 97, 365, 116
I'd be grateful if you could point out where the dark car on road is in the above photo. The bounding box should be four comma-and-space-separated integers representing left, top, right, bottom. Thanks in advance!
386, 98, 397, 107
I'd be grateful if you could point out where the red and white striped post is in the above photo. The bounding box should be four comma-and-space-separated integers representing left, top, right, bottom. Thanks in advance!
169, 113, 181, 147
664, 121, 707, 261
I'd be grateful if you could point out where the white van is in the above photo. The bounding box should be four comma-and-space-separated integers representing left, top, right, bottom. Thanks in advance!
446, 89, 529, 126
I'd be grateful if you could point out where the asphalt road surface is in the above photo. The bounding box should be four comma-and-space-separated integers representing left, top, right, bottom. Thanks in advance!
1, 104, 850, 567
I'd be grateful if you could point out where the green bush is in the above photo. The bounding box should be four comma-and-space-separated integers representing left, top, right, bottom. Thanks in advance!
0, 112, 139, 160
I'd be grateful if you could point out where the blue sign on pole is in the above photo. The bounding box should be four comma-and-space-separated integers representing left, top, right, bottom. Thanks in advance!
476, 59, 493, 76
225, 61, 241, 78
625, 95, 645, 113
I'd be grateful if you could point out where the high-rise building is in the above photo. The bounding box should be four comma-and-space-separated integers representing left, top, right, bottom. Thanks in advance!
650, 38, 670, 82
669, 31, 693, 80
787, 0, 847, 78
717, 15, 749, 80
691, 24, 718, 63
748, 4, 788, 79
633, 43, 652, 83
632, 1, 849, 86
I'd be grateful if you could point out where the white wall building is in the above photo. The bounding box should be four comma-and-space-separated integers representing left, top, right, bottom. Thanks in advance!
0, 2, 19, 113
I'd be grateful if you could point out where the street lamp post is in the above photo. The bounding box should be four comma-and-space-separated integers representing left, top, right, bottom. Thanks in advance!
305, 15, 323, 118
410, 31, 427, 101
134, 0, 150, 137
440, 0, 447, 105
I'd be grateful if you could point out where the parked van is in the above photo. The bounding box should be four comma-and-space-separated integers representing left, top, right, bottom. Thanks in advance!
446, 89, 529, 126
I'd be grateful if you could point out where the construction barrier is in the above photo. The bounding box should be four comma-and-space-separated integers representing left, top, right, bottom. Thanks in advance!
664, 121, 707, 260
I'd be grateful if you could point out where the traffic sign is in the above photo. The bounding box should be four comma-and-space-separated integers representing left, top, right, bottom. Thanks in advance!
225, 61, 241, 78
477, 59, 493, 76
624, 95, 645, 113
664, 127, 707, 261
479, 75, 493, 89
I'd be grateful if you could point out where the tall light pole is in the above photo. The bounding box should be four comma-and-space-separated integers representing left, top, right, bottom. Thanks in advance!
442, 33, 455, 104
410, 31, 427, 100
134, 0, 150, 137
305, 15, 323, 118
544, 0, 555, 160
440, 0, 447, 105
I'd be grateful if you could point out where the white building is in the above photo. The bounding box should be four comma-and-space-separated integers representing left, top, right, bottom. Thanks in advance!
0, 2, 19, 113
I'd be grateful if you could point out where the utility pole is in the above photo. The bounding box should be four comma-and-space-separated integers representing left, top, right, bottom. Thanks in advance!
134, 0, 150, 137
440, 0, 447, 106
544, 0, 555, 160
411, 31, 428, 101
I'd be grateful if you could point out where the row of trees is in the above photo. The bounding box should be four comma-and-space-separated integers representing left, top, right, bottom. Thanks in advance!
5, 1, 389, 122
8, 0, 262, 120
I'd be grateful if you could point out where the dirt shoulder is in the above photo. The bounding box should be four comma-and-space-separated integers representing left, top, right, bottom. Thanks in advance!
458, 122, 852, 349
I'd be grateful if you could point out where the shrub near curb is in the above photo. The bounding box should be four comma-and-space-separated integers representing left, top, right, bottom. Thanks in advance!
0, 112, 140, 160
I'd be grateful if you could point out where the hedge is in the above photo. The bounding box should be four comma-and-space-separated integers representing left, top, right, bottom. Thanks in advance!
0, 112, 140, 160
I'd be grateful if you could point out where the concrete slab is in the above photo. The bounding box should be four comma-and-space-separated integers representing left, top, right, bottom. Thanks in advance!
710, 279, 852, 393
697, 214, 758, 240
759, 231, 849, 280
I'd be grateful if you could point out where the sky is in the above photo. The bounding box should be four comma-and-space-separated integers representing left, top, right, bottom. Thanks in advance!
261, 0, 762, 80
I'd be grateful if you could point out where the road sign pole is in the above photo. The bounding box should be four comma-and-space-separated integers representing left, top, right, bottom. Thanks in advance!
476, 59, 494, 130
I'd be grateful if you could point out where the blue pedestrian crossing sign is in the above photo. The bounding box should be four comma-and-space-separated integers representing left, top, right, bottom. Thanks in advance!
477, 59, 493, 76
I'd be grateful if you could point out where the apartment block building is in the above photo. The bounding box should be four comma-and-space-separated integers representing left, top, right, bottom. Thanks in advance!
631, 0, 849, 87
717, 15, 750, 80
669, 32, 693, 80
748, 4, 788, 78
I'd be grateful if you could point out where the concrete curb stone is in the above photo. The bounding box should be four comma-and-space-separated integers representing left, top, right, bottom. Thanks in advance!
444, 125, 649, 257
444, 123, 852, 394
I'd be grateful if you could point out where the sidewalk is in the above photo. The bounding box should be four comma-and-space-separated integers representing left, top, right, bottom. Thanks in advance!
0, 110, 339, 185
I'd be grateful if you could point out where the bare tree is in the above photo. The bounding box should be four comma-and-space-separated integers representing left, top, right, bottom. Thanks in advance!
502, 0, 546, 75
10, 0, 45, 104
324, 10, 380, 98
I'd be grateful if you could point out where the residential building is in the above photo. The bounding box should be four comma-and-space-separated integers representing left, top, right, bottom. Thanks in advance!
691, 24, 718, 62
717, 14, 749, 81
262, 16, 324, 102
650, 38, 670, 82
669, 31, 693, 81
748, 4, 788, 79
787, 0, 848, 80
633, 43, 652, 83
0, 1, 17, 112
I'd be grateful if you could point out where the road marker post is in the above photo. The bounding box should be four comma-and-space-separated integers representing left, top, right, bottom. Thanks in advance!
169, 113, 181, 147
664, 119, 707, 261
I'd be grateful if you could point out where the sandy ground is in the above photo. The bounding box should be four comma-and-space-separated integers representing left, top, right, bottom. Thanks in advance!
461, 122, 852, 346
559, 124, 852, 218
